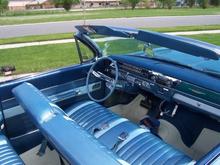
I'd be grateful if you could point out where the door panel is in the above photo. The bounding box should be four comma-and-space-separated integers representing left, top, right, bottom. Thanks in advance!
0, 63, 103, 153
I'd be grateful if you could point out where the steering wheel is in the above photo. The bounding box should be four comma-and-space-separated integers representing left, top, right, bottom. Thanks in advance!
86, 57, 118, 102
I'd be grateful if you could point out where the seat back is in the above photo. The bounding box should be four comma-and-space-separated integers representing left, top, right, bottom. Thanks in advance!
0, 133, 24, 165
13, 82, 128, 165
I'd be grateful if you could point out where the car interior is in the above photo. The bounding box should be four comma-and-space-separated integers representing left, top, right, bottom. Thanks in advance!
0, 25, 219, 165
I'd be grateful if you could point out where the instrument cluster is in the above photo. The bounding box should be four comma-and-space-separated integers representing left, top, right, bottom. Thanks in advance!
109, 62, 181, 100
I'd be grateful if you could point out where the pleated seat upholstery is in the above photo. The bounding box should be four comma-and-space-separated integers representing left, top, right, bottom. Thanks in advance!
0, 134, 24, 165
66, 101, 120, 134
115, 130, 192, 165
66, 101, 193, 165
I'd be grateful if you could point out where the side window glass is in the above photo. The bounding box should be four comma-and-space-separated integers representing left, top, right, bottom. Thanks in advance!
76, 40, 95, 63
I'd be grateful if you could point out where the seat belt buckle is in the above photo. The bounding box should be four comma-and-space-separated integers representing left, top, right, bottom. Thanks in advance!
118, 132, 128, 141
112, 132, 128, 151
140, 116, 160, 135
93, 122, 109, 134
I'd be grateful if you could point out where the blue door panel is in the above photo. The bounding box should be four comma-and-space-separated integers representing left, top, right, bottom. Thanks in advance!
0, 63, 97, 153
0, 64, 91, 100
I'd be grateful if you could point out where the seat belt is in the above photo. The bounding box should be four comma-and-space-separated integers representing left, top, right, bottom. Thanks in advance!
38, 139, 66, 165
112, 132, 128, 151
37, 139, 47, 156
59, 156, 65, 165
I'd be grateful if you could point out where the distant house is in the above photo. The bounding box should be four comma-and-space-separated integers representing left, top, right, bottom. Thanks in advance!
80, 0, 157, 9
8, 0, 54, 11
82, 0, 120, 8
26, 0, 54, 9
8, 0, 156, 11
8, 0, 121, 11
8, 0, 31, 11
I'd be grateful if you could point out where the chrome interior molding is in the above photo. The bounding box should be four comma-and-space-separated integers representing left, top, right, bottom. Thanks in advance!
2, 80, 101, 119
173, 93, 220, 117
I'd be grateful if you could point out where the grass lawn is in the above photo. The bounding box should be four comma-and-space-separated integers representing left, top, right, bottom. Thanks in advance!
0, 7, 220, 25
1, 24, 220, 45
144, 24, 220, 33
186, 34, 220, 46
0, 43, 80, 74
0, 33, 219, 75
0, 32, 73, 45
0, 33, 73, 45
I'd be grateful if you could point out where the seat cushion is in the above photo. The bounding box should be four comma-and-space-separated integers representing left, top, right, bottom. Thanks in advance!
115, 129, 192, 165
66, 101, 120, 134
66, 100, 194, 165
0, 134, 24, 165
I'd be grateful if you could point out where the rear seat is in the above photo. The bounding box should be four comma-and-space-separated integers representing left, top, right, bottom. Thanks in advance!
0, 133, 24, 165
66, 101, 194, 165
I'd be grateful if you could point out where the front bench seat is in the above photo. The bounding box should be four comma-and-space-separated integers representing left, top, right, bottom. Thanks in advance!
66, 101, 193, 165
13, 83, 129, 165
0, 133, 24, 165
66, 101, 121, 134
115, 130, 192, 165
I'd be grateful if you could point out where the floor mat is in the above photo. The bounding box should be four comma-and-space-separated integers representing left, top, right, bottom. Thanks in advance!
21, 145, 61, 165
158, 119, 220, 160
110, 95, 148, 123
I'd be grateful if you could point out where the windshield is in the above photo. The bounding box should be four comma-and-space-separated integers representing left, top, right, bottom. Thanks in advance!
88, 34, 220, 76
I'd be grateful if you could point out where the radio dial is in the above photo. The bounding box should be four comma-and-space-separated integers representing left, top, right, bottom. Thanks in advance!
151, 75, 156, 82
142, 81, 150, 88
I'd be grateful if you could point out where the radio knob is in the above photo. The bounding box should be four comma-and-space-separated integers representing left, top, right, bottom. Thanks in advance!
151, 75, 156, 82
166, 81, 172, 87
142, 81, 150, 88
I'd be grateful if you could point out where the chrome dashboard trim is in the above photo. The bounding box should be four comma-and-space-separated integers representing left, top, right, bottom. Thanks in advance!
173, 93, 220, 117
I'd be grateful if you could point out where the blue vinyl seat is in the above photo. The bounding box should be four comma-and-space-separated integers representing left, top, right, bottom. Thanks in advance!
66, 101, 193, 165
66, 101, 121, 134
13, 82, 194, 165
0, 133, 24, 165
13, 83, 127, 165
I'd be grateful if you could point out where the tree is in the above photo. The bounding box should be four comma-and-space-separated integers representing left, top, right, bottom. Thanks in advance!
158, 0, 166, 8
158, 0, 175, 9
186, 0, 195, 7
0, 0, 8, 14
165, 0, 175, 9
198, 0, 208, 8
63, 0, 73, 10
53, 0, 79, 11
127, 0, 141, 9
210, 0, 220, 6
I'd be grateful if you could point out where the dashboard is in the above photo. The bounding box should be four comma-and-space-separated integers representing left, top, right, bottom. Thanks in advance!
111, 62, 180, 100
108, 60, 220, 118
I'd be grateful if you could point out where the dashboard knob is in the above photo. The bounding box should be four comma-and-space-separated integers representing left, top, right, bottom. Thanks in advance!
165, 80, 172, 87
142, 81, 150, 88
151, 75, 156, 81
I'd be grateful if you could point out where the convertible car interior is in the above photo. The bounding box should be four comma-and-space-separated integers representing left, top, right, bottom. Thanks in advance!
0, 25, 219, 165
